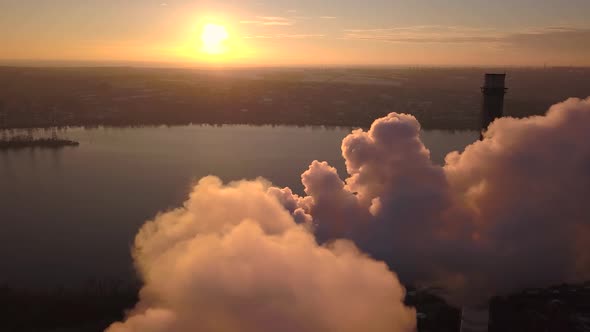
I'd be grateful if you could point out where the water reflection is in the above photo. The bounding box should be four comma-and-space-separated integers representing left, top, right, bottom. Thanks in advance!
0, 125, 478, 287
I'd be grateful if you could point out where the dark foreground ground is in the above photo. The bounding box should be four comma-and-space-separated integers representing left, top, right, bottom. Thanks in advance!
0, 281, 137, 332
2, 282, 589, 332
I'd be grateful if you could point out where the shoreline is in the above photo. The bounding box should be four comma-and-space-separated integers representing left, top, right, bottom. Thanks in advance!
0, 137, 80, 150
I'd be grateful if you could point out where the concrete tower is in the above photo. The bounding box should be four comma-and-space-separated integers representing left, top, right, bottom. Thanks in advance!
480, 73, 507, 138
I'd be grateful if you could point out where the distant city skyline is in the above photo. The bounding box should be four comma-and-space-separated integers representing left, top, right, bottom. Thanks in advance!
2, 0, 590, 67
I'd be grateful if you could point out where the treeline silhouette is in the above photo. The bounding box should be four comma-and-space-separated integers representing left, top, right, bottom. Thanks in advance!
0, 127, 79, 150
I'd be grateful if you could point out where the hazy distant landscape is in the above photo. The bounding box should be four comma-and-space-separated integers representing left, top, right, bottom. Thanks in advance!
2, 66, 589, 131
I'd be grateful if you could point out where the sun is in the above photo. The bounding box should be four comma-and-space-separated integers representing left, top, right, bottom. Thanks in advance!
201, 23, 229, 55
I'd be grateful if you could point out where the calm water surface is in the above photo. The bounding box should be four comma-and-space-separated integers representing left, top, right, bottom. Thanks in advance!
0, 125, 478, 286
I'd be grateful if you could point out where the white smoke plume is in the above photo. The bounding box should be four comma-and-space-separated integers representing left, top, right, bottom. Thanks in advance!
106, 177, 416, 332
109, 97, 590, 331
281, 97, 590, 303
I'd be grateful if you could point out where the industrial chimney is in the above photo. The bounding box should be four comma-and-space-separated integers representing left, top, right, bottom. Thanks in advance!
462, 74, 507, 327
480, 73, 507, 139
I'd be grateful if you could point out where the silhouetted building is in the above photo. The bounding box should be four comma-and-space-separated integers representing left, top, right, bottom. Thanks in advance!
480, 73, 507, 139
0, 101, 6, 138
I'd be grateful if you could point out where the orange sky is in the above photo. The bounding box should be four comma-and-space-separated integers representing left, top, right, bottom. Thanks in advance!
1, 0, 589, 67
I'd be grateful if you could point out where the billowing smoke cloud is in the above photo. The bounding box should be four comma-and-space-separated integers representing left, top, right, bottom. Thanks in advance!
107, 177, 416, 332
110, 97, 590, 331
281, 97, 590, 304
442, 97, 590, 300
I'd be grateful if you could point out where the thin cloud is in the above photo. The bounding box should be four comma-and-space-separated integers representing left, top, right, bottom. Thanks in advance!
505, 26, 590, 53
243, 34, 325, 39
342, 25, 590, 53
319, 16, 337, 19
343, 25, 501, 44
240, 16, 295, 26
258, 16, 290, 21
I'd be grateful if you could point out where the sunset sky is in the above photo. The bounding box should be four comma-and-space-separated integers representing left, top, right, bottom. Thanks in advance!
2, 0, 589, 67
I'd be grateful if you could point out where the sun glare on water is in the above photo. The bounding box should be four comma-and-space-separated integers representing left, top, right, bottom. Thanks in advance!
201, 23, 229, 55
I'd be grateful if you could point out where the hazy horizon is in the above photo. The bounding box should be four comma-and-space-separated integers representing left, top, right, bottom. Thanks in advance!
2, 0, 590, 67
3, 59, 590, 70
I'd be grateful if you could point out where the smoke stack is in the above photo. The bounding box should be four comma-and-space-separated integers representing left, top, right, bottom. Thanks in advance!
480, 73, 507, 139
460, 304, 490, 332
